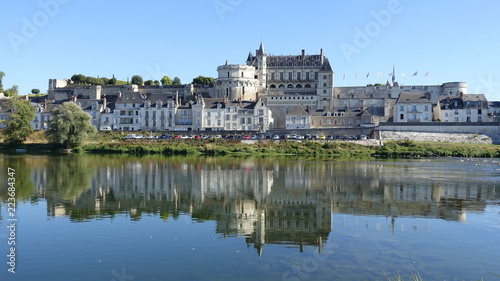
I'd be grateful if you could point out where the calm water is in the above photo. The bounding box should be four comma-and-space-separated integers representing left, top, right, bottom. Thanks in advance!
0, 154, 499, 281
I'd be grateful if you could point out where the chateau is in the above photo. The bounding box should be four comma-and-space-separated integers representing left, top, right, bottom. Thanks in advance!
1, 42, 499, 133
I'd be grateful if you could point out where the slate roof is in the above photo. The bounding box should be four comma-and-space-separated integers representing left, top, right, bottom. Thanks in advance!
287, 106, 309, 116
203, 98, 226, 109
396, 92, 431, 103
116, 92, 144, 104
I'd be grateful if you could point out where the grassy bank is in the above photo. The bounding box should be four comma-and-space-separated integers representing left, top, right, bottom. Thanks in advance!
1, 131, 499, 158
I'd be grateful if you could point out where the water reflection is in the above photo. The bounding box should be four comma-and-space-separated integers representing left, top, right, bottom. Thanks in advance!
1, 155, 499, 255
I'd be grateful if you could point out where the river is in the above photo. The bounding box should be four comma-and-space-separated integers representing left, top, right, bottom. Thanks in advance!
0, 154, 499, 280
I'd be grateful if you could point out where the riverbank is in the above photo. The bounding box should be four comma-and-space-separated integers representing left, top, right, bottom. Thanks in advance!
1, 130, 499, 158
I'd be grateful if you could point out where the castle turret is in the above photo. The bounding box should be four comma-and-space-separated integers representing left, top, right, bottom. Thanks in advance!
215, 64, 259, 101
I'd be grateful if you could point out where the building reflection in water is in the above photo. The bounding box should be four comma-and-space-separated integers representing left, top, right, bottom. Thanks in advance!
11, 156, 499, 256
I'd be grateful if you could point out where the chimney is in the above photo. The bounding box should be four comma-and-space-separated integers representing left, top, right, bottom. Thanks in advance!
256, 92, 259, 101
460, 91, 464, 98
427, 92, 431, 101
301, 49, 305, 60
102, 96, 107, 111
320, 48, 324, 64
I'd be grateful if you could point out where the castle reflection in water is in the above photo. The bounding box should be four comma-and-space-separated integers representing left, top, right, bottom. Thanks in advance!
16, 156, 500, 256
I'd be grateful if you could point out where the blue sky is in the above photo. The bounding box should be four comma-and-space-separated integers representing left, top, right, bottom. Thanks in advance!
1, 0, 499, 101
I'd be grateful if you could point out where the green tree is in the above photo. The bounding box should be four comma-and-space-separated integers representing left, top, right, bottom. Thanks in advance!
108, 76, 117, 85
131, 75, 143, 86
2, 93, 36, 145
192, 76, 214, 85
153, 80, 160, 85
144, 80, 154, 86
4, 85, 19, 97
46, 102, 97, 148
31, 88, 40, 95
172, 77, 182, 85
161, 75, 172, 85
71, 74, 86, 84
0, 71, 5, 92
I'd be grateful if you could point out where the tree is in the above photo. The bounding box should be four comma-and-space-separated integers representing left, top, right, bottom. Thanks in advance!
46, 102, 97, 148
2, 93, 36, 145
192, 76, 214, 85
71, 74, 86, 84
172, 77, 182, 85
4, 85, 19, 97
31, 89, 40, 95
144, 80, 155, 86
108, 76, 117, 85
0, 71, 5, 93
161, 75, 172, 85
131, 75, 143, 86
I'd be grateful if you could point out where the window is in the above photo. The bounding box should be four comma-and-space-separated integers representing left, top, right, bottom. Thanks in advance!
280, 72, 284, 81
466, 108, 471, 115
315, 72, 318, 80
291, 117, 296, 124
412, 105, 417, 112
258, 109, 264, 115
323, 75, 327, 79
400, 114, 404, 120
196, 111, 201, 117
271, 73, 275, 81
288, 72, 293, 81
478, 109, 482, 114
259, 117, 264, 124
240, 118, 245, 124
297, 72, 301, 81
445, 112, 449, 117
306, 72, 309, 80
424, 105, 429, 111
247, 117, 251, 124
399, 105, 404, 111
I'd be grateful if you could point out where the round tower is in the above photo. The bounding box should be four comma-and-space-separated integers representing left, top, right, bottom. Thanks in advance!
215, 64, 259, 101
442, 82, 467, 97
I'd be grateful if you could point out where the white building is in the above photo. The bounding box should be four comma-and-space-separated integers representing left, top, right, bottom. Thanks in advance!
393, 92, 433, 122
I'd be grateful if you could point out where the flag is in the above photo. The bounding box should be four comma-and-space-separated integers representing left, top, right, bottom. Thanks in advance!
389, 72, 393, 76
343, 74, 345, 80
377, 73, 382, 77
413, 71, 418, 76
425, 72, 431, 76
366, 73, 370, 78
401, 72, 406, 76
355, 73, 358, 79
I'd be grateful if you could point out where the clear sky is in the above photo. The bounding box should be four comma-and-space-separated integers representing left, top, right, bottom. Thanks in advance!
1, 0, 499, 101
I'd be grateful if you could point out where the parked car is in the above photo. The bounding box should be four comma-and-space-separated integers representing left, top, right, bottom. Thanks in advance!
272, 135, 280, 140
242, 135, 251, 140
357, 135, 368, 140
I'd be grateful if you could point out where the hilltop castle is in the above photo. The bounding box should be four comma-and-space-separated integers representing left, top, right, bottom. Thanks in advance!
6, 42, 496, 133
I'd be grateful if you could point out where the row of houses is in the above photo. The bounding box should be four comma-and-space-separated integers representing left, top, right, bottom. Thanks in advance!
1, 90, 499, 134
394, 92, 499, 123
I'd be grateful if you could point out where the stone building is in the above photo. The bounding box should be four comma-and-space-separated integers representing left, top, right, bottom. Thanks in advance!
393, 92, 433, 122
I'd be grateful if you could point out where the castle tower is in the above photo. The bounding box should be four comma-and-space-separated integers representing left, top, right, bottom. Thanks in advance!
214, 63, 259, 101
255, 42, 267, 93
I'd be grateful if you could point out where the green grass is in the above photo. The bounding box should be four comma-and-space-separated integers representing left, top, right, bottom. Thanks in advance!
1, 131, 499, 159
